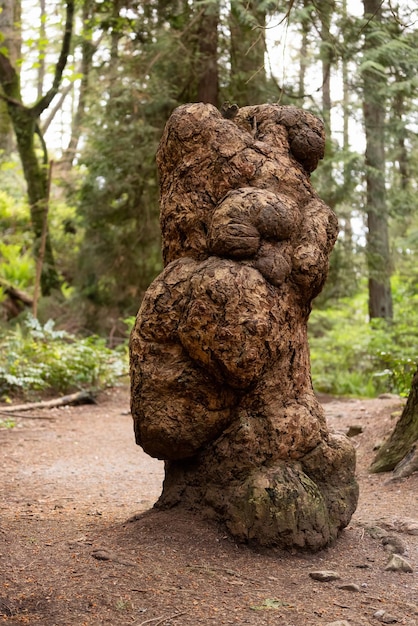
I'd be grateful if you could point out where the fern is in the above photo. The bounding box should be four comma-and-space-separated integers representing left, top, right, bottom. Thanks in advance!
0, 314, 127, 399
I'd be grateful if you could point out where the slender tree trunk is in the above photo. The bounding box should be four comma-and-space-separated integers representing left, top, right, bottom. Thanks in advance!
340, 0, 355, 271
0, 0, 75, 295
393, 87, 409, 192
298, 0, 310, 100
316, 0, 335, 210
8, 104, 59, 294
362, 0, 393, 320
0, 0, 21, 155
229, 1, 267, 105
37, 0, 46, 101
318, 0, 334, 133
196, 1, 219, 106
62, 0, 95, 168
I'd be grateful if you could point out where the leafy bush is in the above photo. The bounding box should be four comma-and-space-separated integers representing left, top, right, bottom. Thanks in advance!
0, 190, 34, 297
0, 315, 127, 399
309, 287, 418, 397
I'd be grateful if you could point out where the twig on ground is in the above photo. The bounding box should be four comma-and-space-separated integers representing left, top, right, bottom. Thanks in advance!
0, 410, 56, 420
138, 611, 186, 626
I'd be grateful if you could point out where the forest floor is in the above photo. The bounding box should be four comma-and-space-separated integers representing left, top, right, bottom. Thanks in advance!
0, 385, 417, 626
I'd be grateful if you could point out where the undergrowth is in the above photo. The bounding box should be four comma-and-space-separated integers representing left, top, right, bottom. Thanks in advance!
309, 290, 418, 397
0, 314, 127, 400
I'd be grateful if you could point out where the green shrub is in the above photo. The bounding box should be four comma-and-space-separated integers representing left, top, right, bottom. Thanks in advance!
0, 315, 127, 399
309, 287, 418, 397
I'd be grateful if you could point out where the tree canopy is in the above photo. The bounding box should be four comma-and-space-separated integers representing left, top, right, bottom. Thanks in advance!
0, 0, 417, 364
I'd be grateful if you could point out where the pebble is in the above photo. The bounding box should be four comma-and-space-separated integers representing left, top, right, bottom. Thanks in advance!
381, 535, 406, 555
346, 425, 364, 437
367, 525, 388, 540
309, 570, 340, 582
91, 549, 111, 561
324, 621, 351, 626
373, 609, 398, 623
384, 553, 413, 573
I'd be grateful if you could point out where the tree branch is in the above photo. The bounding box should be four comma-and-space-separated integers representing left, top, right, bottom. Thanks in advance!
32, 0, 75, 117
41, 82, 73, 134
0, 52, 21, 102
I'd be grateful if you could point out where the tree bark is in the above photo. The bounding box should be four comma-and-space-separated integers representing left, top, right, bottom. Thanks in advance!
318, 0, 334, 133
196, 1, 219, 106
130, 102, 358, 551
62, 0, 96, 169
228, 1, 267, 105
362, 0, 393, 320
37, 0, 46, 101
298, 0, 310, 100
0, 0, 21, 155
370, 369, 418, 474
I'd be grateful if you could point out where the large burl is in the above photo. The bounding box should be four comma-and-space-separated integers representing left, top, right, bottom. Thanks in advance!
130, 103, 358, 550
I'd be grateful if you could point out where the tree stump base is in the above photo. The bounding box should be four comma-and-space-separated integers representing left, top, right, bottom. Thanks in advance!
130, 103, 358, 550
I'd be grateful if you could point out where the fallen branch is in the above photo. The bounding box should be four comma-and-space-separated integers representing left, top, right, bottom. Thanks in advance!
0, 277, 33, 306
0, 390, 96, 413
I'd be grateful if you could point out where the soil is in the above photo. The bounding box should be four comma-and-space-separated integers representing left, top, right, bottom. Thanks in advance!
0, 386, 417, 626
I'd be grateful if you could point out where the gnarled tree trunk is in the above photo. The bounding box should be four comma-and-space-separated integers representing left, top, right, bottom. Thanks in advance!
130, 103, 358, 551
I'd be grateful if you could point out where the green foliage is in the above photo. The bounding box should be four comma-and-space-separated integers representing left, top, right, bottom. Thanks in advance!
0, 417, 16, 429
0, 182, 82, 297
0, 315, 127, 399
0, 188, 35, 294
309, 283, 418, 398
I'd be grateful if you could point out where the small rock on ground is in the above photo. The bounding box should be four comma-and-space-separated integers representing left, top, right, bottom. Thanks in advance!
384, 553, 413, 573
381, 535, 406, 554
309, 570, 341, 582
373, 609, 398, 623
346, 425, 364, 437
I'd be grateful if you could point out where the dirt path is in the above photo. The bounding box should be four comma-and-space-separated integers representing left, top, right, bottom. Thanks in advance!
0, 387, 417, 625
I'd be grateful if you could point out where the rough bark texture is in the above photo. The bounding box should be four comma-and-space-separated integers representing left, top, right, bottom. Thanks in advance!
370, 369, 418, 475
363, 0, 393, 320
130, 103, 358, 550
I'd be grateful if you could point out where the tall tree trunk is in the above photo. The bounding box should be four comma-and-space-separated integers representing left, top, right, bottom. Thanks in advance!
298, 0, 310, 100
196, 1, 219, 106
318, 0, 334, 133
362, 0, 393, 320
37, 0, 46, 101
340, 0, 355, 273
0, 0, 21, 155
62, 0, 95, 169
0, 0, 75, 296
392, 85, 409, 193
316, 0, 335, 208
229, 1, 267, 105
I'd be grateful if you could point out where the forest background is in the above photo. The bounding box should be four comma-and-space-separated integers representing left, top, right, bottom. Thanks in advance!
0, 0, 417, 402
